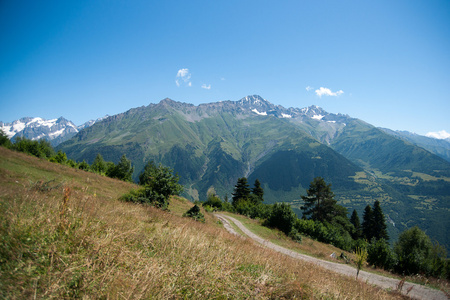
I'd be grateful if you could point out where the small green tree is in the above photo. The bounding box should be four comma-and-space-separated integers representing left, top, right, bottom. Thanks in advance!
91, 153, 107, 174
183, 205, 205, 222
106, 154, 134, 182
139, 160, 183, 199
362, 204, 375, 241
372, 200, 389, 240
301, 177, 338, 223
251, 179, 264, 202
355, 246, 368, 279
77, 160, 90, 171
50, 150, 68, 164
394, 226, 434, 275
203, 192, 223, 211
232, 177, 251, 207
121, 160, 183, 210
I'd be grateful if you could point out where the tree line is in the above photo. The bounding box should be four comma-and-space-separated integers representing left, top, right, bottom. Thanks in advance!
204, 176, 449, 279
0, 132, 135, 182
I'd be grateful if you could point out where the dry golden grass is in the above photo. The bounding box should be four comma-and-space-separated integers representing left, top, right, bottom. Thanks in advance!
0, 147, 406, 299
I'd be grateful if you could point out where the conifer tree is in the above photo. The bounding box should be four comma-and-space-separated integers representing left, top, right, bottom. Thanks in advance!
350, 209, 362, 240
373, 200, 389, 240
362, 204, 375, 240
232, 177, 251, 206
91, 153, 106, 174
251, 179, 264, 202
301, 177, 337, 223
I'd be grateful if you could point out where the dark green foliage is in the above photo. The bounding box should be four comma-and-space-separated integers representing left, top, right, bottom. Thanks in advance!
106, 154, 134, 182
301, 177, 339, 223
265, 203, 297, 235
362, 205, 374, 241
234, 200, 271, 219
50, 150, 68, 164
362, 202, 388, 241
232, 177, 251, 206
77, 160, 90, 171
120, 186, 169, 209
350, 210, 362, 240
66, 159, 77, 168
183, 205, 205, 222
91, 153, 107, 174
252, 179, 264, 202
372, 200, 389, 240
367, 238, 396, 270
293, 218, 354, 251
138, 160, 183, 198
0, 129, 12, 148
202, 193, 224, 211
121, 160, 183, 210
394, 226, 447, 277
13, 137, 55, 159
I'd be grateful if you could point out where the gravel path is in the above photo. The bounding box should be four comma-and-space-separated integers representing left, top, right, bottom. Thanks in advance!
215, 213, 447, 300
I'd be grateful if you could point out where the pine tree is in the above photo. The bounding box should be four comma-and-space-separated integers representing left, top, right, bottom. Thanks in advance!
251, 179, 264, 202
373, 200, 389, 240
232, 177, 251, 206
301, 177, 337, 223
91, 153, 106, 174
106, 154, 134, 182
350, 209, 362, 240
362, 204, 375, 240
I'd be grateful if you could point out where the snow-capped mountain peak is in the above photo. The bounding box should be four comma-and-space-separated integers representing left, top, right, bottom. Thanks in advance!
0, 115, 108, 146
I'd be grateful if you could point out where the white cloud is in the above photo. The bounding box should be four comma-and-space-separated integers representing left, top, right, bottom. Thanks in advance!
315, 87, 344, 97
306, 86, 313, 91
425, 130, 450, 140
201, 84, 211, 90
175, 68, 192, 87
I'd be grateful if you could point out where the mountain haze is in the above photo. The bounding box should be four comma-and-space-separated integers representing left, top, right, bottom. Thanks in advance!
57, 95, 450, 250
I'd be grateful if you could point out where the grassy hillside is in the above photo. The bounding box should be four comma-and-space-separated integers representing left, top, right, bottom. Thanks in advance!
0, 147, 406, 299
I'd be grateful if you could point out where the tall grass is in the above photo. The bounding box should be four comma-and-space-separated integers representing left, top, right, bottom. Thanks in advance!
0, 148, 404, 299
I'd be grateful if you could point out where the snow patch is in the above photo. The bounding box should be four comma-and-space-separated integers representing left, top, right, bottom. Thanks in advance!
312, 114, 324, 120
327, 121, 336, 123
49, 128, 66, 137
252, 109, 267, 116
281, 113, 292, 118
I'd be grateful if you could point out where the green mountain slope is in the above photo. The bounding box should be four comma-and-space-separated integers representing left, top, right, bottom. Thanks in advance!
57, 95, 450, 251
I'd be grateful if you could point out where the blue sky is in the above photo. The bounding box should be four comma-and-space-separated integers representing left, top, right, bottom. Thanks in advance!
1, 0, 449, 137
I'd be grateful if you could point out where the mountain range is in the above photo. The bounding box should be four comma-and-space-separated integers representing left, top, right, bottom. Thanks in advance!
2, 95, 449, 250
0, 116, 108, 146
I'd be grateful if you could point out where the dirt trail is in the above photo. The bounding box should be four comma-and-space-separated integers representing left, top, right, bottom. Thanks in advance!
215, 213, 447, 300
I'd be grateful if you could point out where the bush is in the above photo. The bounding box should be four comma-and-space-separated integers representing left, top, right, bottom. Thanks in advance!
50, 150, 68, 164
183, 205, 205, 222
367, 238, 396, 270
139, 160, 183, 198
202, 193, 223, 211
120, 186, 169, 210
264, 203, 296, 235
394, 226, 433, 275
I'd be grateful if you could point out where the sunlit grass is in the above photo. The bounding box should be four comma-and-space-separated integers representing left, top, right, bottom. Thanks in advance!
0, 147, 405, 299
